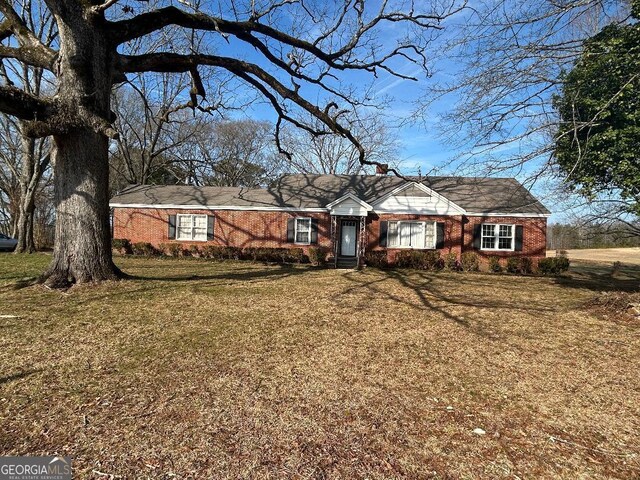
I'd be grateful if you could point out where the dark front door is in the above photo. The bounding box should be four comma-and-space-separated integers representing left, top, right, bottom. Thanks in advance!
340, 220, 358, 257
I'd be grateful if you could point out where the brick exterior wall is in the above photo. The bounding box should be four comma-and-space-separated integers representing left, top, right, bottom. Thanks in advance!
367, 214, 464, 263
112, 208, 332, 254
113, 208, 547, 261
463, 216, 547, 259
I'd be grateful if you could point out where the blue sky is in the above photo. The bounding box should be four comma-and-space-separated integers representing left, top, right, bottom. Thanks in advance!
217, 24, 464, 177
124, 1, 568, 221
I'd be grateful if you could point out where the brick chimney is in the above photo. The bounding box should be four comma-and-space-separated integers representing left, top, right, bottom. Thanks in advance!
375, 164, 389, 176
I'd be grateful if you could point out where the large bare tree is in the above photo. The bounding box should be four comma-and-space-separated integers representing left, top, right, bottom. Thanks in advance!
425, 0, 630, 178
0, 115, 21, 234
0, 114, 50, 251
0, 0, 462, 286
109, 73, 214, 192
0, 0, 54, 252
280, 113, 399, 174
185, 119, 283, 188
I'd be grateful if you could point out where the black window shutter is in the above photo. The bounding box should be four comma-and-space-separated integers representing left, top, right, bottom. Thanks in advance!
287, 218, 295, 242
379, 221, 388, 247
515, 225, 524, 251
207, 215, 215, 241
310, 219, 318, 244
473, 224, 482, 249
168, 214, 176, 239
436, 222, 445, 249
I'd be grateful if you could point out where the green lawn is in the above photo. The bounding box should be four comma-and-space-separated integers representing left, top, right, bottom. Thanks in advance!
0, 254, 638, 479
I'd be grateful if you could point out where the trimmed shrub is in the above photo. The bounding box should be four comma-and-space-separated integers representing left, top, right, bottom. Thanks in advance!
223, 246, 243, 260
460, 252, 479, 272
200, 245, 217, 260
364, 251, 389, 269
308, 247, 328, 266
249, 248, 269, 262
158, 243, 183, 257
520, 256, 533, 274
188, 245, 201, 257
394, 250, 417, 269
242, 247, 262, 262
537, 258, 555, 275
283, 248, 307, 263
131, 242, 157, 256
423, 251, 443, 271
201, 245, 242, 260
538, 256, 570, 275
241, 247, 307, 264
243, 247, 273, 262
112, 238, 132, 255
553, 255, 570, 272
394, 250, 443, 271
488, 256, 502, 273
506, 257, 520, 274
443, 252, 460, 271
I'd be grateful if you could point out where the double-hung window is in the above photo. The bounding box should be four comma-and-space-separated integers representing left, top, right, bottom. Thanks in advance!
176, 214, 208, 241
387, 221, 435, 249
295, 217, 311, 244
481, 223, 514, 251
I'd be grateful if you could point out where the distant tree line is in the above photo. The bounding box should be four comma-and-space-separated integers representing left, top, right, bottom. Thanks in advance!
548, 222, 640, 250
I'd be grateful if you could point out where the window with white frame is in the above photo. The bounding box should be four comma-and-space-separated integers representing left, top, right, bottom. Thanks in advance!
481, 223, 514, 250
295, 217, 311, 244
388, 221, 436, 249
176, 214, 208, 241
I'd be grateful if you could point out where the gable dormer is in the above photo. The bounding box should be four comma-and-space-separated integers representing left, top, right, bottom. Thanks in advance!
371, 182, 466, 215
326, 193, 373, 216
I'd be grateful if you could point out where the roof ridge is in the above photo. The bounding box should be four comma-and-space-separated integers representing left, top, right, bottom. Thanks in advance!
109, 174, 549, 215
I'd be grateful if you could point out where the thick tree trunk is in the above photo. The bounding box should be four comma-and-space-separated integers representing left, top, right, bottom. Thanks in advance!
15, 135, 39, 254
8, 187, 20, 239
39, 3, 122, 287
14, 207, 35, 253
41, 131, 121, 287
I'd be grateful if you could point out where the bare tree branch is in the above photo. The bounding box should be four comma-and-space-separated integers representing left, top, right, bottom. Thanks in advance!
119, 51, 367, 163
110, 3, 452, 79
0, 0, 56, 69
0, 84, 53, 119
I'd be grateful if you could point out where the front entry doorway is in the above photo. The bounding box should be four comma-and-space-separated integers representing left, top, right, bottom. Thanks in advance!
340, 220, 357, 257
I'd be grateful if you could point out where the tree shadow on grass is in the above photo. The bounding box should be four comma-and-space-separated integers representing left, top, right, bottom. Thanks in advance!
341, 269, 556, 319
336, 268, 573, 348
126, 262, 316, 283
555, 262, 640, 293
0, 369, 41, 386
69, 263, 317, 305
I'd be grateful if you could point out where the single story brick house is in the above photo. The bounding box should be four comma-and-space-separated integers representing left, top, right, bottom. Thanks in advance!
110, 173, 550, 268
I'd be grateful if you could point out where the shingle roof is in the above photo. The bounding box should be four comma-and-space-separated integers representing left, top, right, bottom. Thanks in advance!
110, 174, 550, 215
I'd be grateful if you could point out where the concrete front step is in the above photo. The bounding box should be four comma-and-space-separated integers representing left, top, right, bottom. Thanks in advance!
336, 257, 358, 269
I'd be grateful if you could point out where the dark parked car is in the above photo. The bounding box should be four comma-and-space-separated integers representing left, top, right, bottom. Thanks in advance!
0, 233, 18, 251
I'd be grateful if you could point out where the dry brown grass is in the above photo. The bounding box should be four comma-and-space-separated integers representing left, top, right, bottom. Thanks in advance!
548, 247, 640, 265
1, 254, 639, 479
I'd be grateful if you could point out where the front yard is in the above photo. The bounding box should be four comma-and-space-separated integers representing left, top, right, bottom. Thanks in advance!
0, 254, 638, 479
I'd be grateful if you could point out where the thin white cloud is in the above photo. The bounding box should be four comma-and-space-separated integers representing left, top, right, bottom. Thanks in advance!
374, 66, 424, 96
